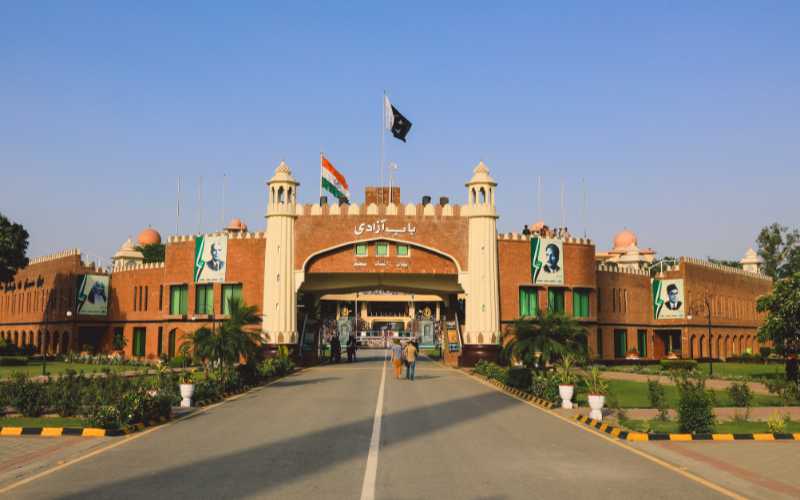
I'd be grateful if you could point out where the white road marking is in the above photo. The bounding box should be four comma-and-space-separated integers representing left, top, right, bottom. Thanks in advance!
359, 349, 388, 500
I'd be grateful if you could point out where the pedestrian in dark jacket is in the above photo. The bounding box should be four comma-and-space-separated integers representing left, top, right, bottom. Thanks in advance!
331, 335, 341, 363
347, 335, 357, 362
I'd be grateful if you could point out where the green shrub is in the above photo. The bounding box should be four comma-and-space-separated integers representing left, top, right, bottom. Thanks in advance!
672, 371, 715, 434
765, 378, 800, 406
647, 379, 669, 421
87, 405, 121, 429
167, 356, 189, 369
759, 347, 772, 360
767, 411, 788, 433
727, 381, 753, 417
48, 370, 84, 417
0, 356, 28, 366
194, 379, 223, 402
4, 373, 48, 417
530, 373, 560, 402
506, 367, 532, 391
659, 359, 698, 371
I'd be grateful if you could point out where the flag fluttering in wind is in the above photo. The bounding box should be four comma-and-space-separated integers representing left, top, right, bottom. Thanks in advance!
320, 154, 350, 202
384, 95, 412, 142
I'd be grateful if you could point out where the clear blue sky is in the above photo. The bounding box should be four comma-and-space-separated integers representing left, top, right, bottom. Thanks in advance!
2, 2, 798, 266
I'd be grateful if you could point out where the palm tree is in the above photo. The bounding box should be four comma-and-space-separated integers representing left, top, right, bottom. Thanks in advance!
502, 311, 587, 372
184, 298, 262, 380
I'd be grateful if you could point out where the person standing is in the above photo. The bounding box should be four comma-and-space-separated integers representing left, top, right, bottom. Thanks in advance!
331, 334, 341, 363
347, 334, 357, 362
404, 339, 418, 381
390, 339, 404, 379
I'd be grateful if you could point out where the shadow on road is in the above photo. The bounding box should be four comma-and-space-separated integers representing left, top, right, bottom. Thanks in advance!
270, 377, 340, 388
53, 388, 518, 499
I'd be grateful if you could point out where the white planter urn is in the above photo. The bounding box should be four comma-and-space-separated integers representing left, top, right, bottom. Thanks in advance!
179, 383, 195, 408
588, 394, 605, 421
558, 384, 574, 409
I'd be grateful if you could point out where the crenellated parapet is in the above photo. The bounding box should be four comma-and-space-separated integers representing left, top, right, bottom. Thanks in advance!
595, 263, 650, 276
297, 202, 461, 218
111, 261, 166, 274
27, 248, 81, 266
679, 256, 772, 281
166, 231, 266, 244
498, 233, 594, 245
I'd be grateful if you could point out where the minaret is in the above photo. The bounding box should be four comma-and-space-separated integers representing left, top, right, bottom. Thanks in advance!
463, 161, 501, 346
263, 161, 299, 344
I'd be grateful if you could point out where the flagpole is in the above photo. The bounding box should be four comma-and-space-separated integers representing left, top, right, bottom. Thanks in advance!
380, 90, 386, 205
319, 152, 323, 201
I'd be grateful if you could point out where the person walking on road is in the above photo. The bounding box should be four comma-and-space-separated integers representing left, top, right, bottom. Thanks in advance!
390, 339, 404, 379
347, 334, 357, 362
404, 339, 418, 381
331, 334, 341, 363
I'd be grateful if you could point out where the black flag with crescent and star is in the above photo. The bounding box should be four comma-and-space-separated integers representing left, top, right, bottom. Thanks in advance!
388, 105, 412, 142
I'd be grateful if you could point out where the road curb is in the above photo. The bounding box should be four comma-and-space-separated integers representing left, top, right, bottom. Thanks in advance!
573, 414, 800, 442
0, 368, 304, 438
473, 374, 555, 409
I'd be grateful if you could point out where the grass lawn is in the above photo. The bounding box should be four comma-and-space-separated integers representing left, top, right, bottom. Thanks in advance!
0, 361, 149, 379
0, 416, 87, 428
623, 418, 800, 434
695, 362, 785, 381
575, 379, 787, 408
421, 347, 442, 360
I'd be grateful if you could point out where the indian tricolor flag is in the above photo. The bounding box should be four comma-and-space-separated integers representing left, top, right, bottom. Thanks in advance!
320, 155, 350, 202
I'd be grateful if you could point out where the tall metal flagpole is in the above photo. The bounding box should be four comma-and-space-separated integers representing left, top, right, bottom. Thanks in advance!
380, 91, 386, 205
176, 176, 181, 235
319, 152, 323, 201
222, 173, 226, 228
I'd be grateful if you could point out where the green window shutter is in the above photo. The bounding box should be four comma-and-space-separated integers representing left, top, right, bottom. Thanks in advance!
397, 244, 409, 257
170, 286, 180, 315
548, 289, 564, 313
597, 328, 604, 358
180, 286, 188, 314
196, 285, 213, 314
637, 330, 647, 357
222, 284, 243, 315
376, 242, 388, 257
519, 287, 538, 318
355, 243, 368, 256
614, 329, 627, 358
133, 328, 146, 357
573, 290, 590, 318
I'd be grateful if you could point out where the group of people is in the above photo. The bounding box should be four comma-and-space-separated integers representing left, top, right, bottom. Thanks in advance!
329, 334, 358, 363
390, 338, 419, 381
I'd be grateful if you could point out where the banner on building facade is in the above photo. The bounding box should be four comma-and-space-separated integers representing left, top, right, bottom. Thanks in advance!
652, 278, 685, 320
531, 237, 564, 285
194, 234, 228, 283
76, 274, 110, 316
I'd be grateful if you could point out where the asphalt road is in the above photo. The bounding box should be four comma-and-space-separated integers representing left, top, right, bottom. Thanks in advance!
2, 351, 727, 499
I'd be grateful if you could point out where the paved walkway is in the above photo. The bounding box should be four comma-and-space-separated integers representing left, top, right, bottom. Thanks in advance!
0, 352, 794, 499
600, 370, 772, 395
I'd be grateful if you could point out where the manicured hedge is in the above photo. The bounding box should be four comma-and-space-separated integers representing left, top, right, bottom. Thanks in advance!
659, 359, 698, 371
0, 356, 29, 367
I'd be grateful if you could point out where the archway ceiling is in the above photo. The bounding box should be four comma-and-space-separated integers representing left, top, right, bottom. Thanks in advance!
300, 272, 462, 295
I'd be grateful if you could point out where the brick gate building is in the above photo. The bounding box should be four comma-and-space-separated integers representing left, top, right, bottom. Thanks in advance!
0, 161, 772, 365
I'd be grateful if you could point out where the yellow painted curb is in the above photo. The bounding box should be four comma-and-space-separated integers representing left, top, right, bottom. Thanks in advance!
669, 434, 693, 441
0, 427, 22, 436
82, 428, 106, 437
712, 434, 734, 441
794, 433, 800, 440
753, 433, 774, 441
40, 427, 63, 437
626, 432, 649, 441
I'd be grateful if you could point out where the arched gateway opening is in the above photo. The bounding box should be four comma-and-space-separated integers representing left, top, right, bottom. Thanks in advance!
296, 239, 465, 364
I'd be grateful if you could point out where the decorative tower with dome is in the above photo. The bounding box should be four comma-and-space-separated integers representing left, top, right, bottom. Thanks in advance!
462, 161, 501, 349
262, 161, 299, 344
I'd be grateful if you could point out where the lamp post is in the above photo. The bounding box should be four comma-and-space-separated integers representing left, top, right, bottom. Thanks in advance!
704, 296, 713, 377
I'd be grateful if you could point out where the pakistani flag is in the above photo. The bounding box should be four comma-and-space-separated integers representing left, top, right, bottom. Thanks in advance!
321, 155, 350, 202
384, 95, 412, 142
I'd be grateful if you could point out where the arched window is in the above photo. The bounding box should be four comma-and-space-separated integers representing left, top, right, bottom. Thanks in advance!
288, 187, 293, 203
271, 187, 275, 203
278, 186, 285, 203
168, 329, 177, 358
471, 188, 476, 204
479, 187, 486, 204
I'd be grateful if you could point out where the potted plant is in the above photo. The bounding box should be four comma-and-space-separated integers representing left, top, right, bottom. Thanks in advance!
179, 372, 194, 408
584, 366, 609, 421
555, 355, 577, 409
